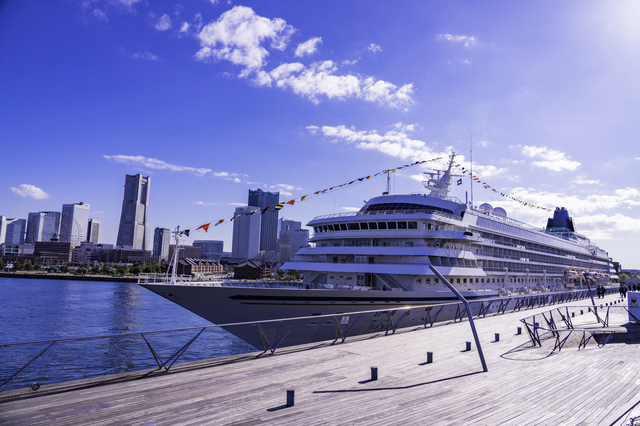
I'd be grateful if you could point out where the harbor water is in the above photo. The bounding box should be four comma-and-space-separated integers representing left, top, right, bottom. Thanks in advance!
0, 277, 254, 354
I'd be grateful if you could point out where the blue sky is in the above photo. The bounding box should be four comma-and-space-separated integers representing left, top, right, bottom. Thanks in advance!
1, 0, 639, 267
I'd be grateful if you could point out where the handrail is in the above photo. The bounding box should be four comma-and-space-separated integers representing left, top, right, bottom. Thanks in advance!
0, 288, 614, 400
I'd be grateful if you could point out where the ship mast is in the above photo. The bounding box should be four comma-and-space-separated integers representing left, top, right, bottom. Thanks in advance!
422, 152, 457, 199
470, 132, 474, 209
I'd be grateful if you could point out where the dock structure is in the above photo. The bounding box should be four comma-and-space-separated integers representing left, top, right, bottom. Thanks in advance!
1, 293, 638, 425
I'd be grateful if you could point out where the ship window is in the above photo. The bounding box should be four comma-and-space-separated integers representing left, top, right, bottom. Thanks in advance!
388, 222, 397, 230
330, 224, 339, 231
340, 224, 347, 231
481, 278, 484, 283
382, 242, 391, 247
357, 275, 364, 286
333, 257, 338, 263
355, 255, 366, 263
434, 278, 439, 283
476, 278, 479, 283
426, 278, 431, 284
492, 278, 496, 283
347, 223, 360, 230
408, 221, 417, 229
360, 223, 369, 230
428, 223, 433, 230
405, 242, 414, 247
314, 226, 320, 233
323, 225, 329, 232
416, 278, 421, 284
423, 223, 427, 230
456, 278, 461, 284
378, 222, 387, 229
333, 243, 341, 247
368, 222, 378, 229
397, 221, 407, 229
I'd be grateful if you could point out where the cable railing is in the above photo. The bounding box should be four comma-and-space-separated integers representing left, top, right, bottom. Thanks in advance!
519, 300, 635, 353
0, 288, 615, 401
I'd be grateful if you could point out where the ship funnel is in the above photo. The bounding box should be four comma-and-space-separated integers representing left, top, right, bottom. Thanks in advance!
546, 207, 575, 232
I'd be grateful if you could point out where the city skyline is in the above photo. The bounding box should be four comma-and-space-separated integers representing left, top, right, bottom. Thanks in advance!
1, 1, 639, 267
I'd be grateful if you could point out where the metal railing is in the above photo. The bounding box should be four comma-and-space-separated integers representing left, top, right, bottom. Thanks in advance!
0, 288, 615, 401
520, 299, 635, 352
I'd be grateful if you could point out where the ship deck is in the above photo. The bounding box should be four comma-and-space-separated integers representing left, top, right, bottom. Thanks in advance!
1, 293, 638, 425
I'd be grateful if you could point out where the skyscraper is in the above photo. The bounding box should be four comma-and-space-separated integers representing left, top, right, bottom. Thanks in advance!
193, 240, 224, 261
5, 218, 26, 244
87, 218, 101, 243
26, 211, 61, 243
248, 189, 279, 254
231, 206, 261, 260
153, 227, 171, 261
116, 174, 151, 250
60, 202, 90, 245
278, 219, 309, 263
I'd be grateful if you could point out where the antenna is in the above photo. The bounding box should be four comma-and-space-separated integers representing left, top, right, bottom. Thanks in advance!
383, 171, 390, 196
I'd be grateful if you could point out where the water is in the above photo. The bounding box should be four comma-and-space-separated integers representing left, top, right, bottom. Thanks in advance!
0, 277, 254, 354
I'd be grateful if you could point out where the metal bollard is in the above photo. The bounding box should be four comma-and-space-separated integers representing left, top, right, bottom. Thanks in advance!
427, 352, 433, 363
286, 389, 295, 407
371, 366, 378, 381
466, 341, 472, 351
517, 327, 522, 335
495, 333, 500, 342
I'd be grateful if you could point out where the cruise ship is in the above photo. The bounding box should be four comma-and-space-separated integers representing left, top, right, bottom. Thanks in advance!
140, 154, 616, 349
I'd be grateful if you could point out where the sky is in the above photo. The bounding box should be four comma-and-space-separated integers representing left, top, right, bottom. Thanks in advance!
1, 0, 639, 268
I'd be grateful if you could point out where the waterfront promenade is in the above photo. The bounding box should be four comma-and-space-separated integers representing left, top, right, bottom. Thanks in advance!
1, 293, 638, 425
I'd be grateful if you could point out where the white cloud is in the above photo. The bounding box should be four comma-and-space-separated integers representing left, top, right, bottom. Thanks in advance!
195, 201, 218, 206
92, 9, 108, 22
195, 6, 413, 109
195, 6, 295, 77
117, 0, 143, 7
342, 59, 358, 66
103, 155, 212, 176
132, 51, 158, 61
179, 22, 190, 34
155, 14, 172, 31
309, 122, 436, 161
209, 0, 219, 5
295, 37, 322, 57
573, 176, 600, 185
365, 43, 382, 53
521, 146, 581, 171
10, 184, 51, 200
437, 33, 478, 48
265, 61, 414, 108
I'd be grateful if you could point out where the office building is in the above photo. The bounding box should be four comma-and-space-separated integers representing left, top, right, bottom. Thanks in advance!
87, 218, 100, 243
248, 189, 279, 254
116, 174, 151, 250
60, 202, 90, 246
1, 218, 26, 244
26, 211, 61, 243
231, 205, 261, 260
278, 219, 309, 263
193, 240, 224, 261
153, 227, 171, 261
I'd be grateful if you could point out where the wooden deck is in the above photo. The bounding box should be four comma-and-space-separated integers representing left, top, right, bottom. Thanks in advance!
2, 294, 639, 425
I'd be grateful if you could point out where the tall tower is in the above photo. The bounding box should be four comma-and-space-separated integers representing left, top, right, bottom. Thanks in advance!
153, 227, 171, 261
231, 206, 261, 260
116, 174, 150, 250
248, 189, 279, 255
5, 218, 26, 244
60, 202, 90, 245
87, 218, 101, 243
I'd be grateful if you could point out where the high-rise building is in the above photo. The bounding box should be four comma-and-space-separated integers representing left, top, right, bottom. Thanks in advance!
116, 174, 151, 250
0, 216, 6, 243
278, 219, 309, 263
5, 218, 26, 244
153, 227, 171, 261
193, 240, 224, 261
248, 189, 279, 254
87, 218, 101, 243
231, 206, 261, 260
26, 211, 61, 243
60, 202, 90, 246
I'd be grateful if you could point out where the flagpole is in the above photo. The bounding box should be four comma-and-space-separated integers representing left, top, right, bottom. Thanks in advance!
470, 131, 474, 209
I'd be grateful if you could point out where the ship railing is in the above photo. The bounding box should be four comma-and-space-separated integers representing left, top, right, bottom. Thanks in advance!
312, 209, 462, 222
0, 288, 619, 401
519, 300, 632, 353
